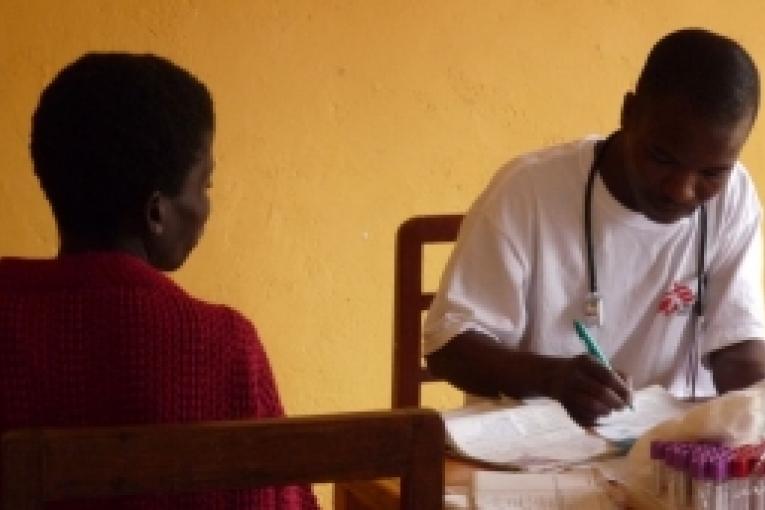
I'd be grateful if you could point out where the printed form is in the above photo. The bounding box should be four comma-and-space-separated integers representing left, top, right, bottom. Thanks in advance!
471, 470, 618, 510
595, 385, 693, 442
443, 400, 611, 469
443, 386, 690, 469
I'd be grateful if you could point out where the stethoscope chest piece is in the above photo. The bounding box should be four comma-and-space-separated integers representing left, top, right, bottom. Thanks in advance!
583, 291, 603, 327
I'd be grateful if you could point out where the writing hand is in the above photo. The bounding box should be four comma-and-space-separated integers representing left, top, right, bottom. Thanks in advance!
545, 354, 632, 426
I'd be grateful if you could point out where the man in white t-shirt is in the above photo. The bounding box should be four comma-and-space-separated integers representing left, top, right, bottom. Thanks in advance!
424, 28, 765, 425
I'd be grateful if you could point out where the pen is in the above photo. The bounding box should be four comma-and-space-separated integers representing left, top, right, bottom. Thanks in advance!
573, 319, 634, 410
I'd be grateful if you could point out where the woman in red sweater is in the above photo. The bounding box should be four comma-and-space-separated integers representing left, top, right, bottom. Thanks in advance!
0, 53, 318, 509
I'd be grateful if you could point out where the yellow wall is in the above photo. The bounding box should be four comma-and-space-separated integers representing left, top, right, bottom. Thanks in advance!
4, 1, 765, 505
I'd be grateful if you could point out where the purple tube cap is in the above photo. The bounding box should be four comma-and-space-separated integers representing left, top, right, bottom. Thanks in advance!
709, 457, 729, 482
650, 440, 667, 460
690, 456, 707, 479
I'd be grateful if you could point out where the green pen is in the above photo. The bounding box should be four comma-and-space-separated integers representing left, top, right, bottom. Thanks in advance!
573, 319, 634, 410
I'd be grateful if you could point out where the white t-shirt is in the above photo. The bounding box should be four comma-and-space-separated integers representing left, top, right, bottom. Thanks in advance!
424, 136, 765, 398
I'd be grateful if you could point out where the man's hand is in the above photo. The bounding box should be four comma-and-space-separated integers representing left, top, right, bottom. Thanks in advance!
708, 339, 765, 393
426, 330, 632, 426
543, 354, 632, 426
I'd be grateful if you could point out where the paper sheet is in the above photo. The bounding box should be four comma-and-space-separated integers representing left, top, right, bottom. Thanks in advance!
444, 486, 470, 510
443, 399, 611, 469
594, 385, 693, 442
471, 470, 618, 509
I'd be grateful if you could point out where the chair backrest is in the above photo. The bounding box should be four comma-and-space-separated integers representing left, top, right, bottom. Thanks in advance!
392, 214, 464, 408
2, 408, 445, 510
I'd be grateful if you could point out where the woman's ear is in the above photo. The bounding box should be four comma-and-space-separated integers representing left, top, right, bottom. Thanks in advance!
145, 191, 166, 237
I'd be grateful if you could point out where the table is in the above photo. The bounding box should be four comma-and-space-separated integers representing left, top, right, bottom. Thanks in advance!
333, 455, 637, 509
333, 456, 502, 510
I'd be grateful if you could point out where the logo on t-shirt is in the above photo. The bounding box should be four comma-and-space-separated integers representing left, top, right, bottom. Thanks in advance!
658, 282, 696, 316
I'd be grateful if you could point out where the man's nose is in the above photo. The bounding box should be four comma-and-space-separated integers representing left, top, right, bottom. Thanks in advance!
664, 171, 699, 205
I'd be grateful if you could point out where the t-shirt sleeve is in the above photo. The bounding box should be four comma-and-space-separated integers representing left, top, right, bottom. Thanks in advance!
702, 171, 765, 356
423, 203, 530, 354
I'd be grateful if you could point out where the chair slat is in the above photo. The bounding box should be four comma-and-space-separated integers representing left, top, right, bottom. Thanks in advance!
392, 214, 464, 408
2, 409, 445, 510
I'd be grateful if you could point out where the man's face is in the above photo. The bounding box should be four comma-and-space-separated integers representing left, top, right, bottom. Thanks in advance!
147, 132, 213, 271
620, 93, 754, 224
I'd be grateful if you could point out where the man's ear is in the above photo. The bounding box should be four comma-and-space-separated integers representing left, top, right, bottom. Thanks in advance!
620, 91, 637, 130
145, 191, 166, 237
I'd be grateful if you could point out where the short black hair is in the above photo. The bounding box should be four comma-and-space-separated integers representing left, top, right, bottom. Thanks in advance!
31, 52, 214, 239
636, 28, 759, 124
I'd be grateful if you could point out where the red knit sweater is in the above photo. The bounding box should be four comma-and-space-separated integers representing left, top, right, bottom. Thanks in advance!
0, 252, 318, 509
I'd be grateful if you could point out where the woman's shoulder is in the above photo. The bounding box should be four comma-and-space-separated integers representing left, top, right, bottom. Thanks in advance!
181, 299, 263, 350
181, 296, 254, 329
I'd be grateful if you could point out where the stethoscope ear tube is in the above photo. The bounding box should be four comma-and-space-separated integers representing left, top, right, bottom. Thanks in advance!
583, 133, 708, 397
583, 133, 708, 317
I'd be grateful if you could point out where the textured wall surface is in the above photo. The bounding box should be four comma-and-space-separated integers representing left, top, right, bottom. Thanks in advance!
3, 1, 765, 505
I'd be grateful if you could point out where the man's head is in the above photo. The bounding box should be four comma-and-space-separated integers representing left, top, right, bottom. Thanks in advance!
31, 52, 215, 270
618, 28, 759, 224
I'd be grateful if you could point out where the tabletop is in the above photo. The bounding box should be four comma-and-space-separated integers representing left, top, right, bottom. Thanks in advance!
334, 455, 474, 510
333, 453, 644, 510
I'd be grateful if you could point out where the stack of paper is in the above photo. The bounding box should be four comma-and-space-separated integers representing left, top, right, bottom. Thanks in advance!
443, 386, 691, 469
442, 399, 611, 469
471, 470, 618, 509
594, 385, 695, 442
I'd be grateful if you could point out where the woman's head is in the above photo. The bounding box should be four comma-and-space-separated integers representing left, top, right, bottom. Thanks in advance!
31, 52, 215, 270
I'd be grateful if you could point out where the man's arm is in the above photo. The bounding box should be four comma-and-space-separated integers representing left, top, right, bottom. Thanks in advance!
707, 338, 765, 392
425, 329, 631, 425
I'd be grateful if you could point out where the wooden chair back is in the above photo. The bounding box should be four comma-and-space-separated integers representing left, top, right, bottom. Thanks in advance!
2, 408, 445, 510
392, 214, 464, 408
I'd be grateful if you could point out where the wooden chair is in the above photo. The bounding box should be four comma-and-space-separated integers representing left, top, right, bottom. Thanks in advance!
2, 408, 445, 510
392, 214, 464, 408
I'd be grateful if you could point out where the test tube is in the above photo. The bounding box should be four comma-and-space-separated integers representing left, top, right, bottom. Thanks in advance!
751, 446, 765, 510
665, 444, 679, 507
663, 444, 677, 507
651, 440, 669, 497
729, 454, 751, 510
709, 453, 730, 510
669, 443, 693, 509
691, 453, 713, 510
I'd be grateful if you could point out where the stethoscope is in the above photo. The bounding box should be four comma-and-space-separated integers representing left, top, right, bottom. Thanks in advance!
583, 133, 708, 398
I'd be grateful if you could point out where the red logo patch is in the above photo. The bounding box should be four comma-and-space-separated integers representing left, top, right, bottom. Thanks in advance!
658, 282, 696, 316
